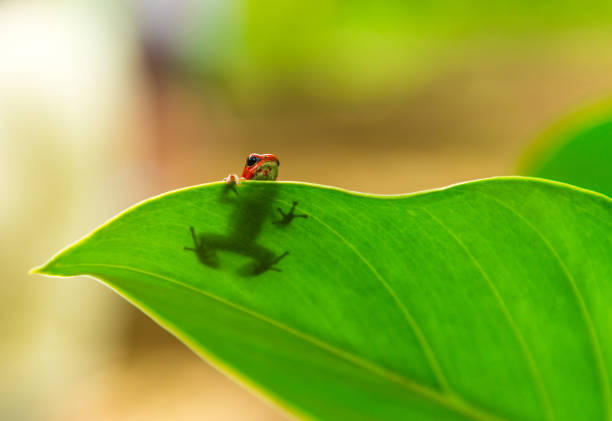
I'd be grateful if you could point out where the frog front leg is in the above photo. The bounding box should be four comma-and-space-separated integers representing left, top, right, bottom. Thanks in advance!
224, 174, 243, 185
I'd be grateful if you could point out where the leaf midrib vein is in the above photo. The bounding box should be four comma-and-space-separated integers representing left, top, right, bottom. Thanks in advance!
54, 262, 505, 421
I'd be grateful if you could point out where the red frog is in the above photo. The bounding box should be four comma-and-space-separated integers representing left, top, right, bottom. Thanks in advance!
224, 153, 279, 185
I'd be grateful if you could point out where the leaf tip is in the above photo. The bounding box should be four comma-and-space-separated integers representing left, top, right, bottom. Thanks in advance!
29, 264, 50, 277
29, 258, 63, 277
28, 266, 42, 275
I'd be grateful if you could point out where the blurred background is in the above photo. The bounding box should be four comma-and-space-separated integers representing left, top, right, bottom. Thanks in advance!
3, 1, 612, 420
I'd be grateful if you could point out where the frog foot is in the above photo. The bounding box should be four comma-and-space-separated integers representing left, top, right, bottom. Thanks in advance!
274, 201, 308, 226
224, 174, 242, 185
223, 174, 241, 195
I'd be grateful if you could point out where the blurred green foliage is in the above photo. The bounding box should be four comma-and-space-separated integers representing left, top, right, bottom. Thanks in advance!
519, 102, 612, 197
179, 0, 612, 103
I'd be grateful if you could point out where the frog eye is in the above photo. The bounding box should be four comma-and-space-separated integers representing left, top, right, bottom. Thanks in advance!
246, 155, 259, 166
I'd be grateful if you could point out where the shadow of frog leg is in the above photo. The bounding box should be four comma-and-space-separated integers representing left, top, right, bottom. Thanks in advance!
186, 225, 287, 276
184, 226, 220, 268
274, 201, 308, 226
239, 247, 290, 277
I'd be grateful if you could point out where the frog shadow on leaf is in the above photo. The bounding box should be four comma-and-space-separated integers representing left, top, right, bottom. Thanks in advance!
184, 183, 307, 277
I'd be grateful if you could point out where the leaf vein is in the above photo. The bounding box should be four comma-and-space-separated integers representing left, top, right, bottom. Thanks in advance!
421, 206, 555, 421
481, 192, 612, 421
57, 262, 506, 421
276, 198, 452, 394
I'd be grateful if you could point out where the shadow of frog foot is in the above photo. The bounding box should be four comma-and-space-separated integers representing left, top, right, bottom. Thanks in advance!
239, 250, 290, 277
184, 226, 220, 268
226, 182, 239, 196
274, 201, 308, 226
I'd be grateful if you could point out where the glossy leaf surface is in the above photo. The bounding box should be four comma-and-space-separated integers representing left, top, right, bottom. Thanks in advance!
34, 178, 612, 421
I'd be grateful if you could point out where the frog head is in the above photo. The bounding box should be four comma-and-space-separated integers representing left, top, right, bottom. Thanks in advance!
241, 153, 279, 181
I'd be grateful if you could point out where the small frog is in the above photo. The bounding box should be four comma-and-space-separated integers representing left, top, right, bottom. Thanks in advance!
185, 152, 306, 275
224, 153, 279, 185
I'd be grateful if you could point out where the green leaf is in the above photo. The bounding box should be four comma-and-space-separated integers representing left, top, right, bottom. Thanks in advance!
518, 102, 612, 197
33, 177, 612, 421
